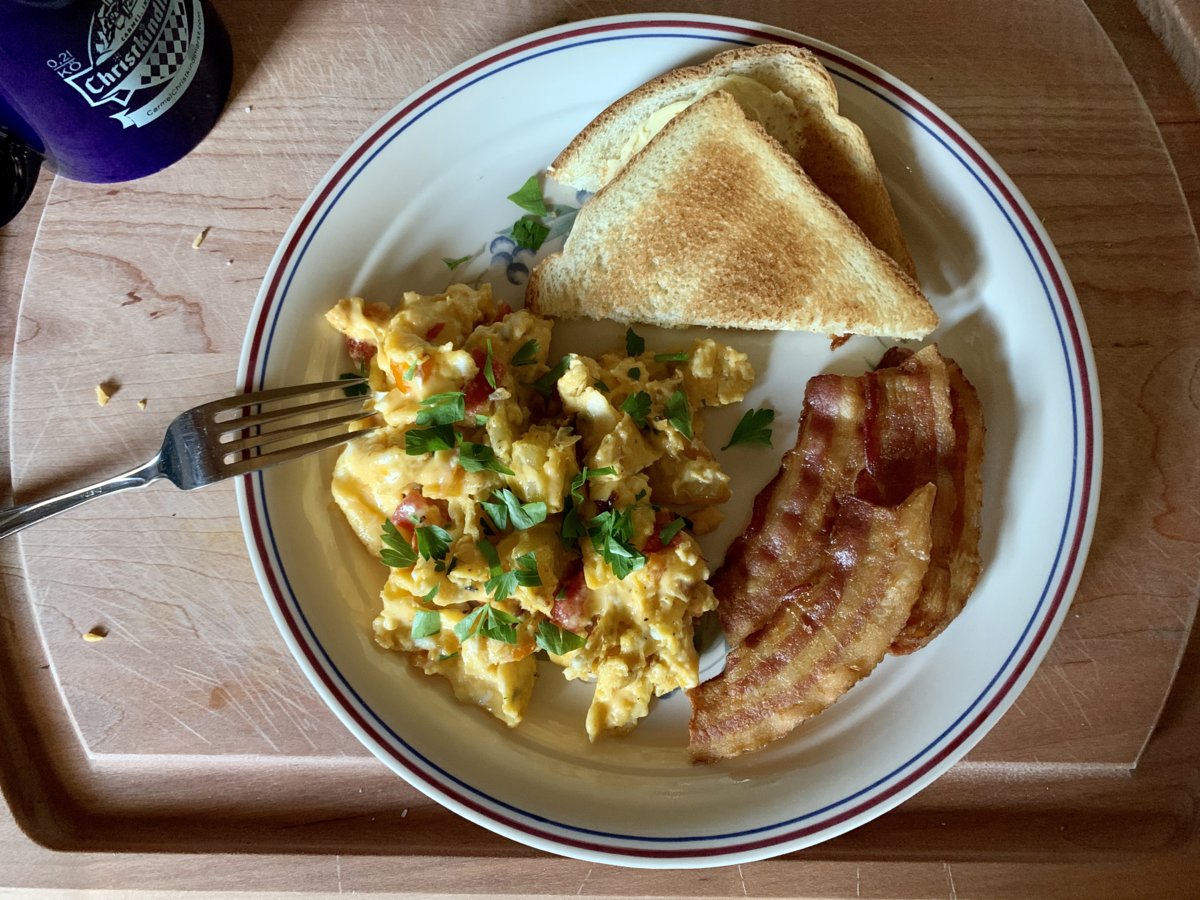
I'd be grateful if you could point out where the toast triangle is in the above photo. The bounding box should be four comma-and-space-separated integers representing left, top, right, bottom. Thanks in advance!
527, 91, 938, 339
549, 43, 917, 279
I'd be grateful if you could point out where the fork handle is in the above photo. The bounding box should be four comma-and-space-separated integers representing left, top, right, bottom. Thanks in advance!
0, 455, 164, 539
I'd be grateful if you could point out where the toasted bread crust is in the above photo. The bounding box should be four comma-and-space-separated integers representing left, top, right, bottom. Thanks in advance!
549, 43, 917, 278
528, 91, 937, 339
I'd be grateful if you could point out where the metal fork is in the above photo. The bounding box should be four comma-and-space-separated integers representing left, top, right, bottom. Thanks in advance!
0, 378, 378, 539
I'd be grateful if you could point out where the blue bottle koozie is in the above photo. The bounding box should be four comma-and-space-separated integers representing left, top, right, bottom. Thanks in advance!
0, 0, 233, 225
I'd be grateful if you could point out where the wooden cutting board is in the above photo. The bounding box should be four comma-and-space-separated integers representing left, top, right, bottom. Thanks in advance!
2, 0, 1199, 894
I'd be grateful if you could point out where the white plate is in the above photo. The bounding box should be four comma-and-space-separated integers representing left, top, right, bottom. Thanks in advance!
236, 14, 1101, 868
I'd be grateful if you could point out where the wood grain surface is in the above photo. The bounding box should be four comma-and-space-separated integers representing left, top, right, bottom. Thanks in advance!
1, 0, 1199, 895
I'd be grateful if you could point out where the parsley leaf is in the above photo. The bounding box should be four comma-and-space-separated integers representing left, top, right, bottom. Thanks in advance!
442, 254, 472, 271
561, 506, 585, 543
666, 390, 693, 440
530, 355, 571, 397
484, 339, 497, 389
625, 327, 645, 357
481, 489, 548, 531
722, 407, 776, 450
419, 585, 440, 604
506, 175, 548, 216
658, 516, 687, 547
511, 339, 539, 367
560, 466, 617, 546
627, 366, 641, 380
654, 351, 689, 362
403, 360, 420, 381
512, 216, 550, 251
620, 390, 651, 427
459, 441, 515, 475
338, 372, 369, 397
415, 391, 465, 426
380, 520, 417, 568
453, 605, 487, 642
479, 604, 521, 643
411, 609, 441, 639
570, 465, 617, 503
415, 524, 453, 561
477, 538, 502, 573
477, 538, 518, 604
513, 552, 542, 588
593, 379, 610, 394
536, 620, 586, 655
405, 424, 456, 455
588, 507, 645, 579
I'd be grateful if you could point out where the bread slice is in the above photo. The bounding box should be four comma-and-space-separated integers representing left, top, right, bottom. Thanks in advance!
526, 91, 938, 339
550, 43, 917, 279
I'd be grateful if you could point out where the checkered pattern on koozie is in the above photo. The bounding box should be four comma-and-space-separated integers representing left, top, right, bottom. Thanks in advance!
128, 1, 190, 90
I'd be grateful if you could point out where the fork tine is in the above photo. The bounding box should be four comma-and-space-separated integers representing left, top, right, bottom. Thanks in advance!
222, 393, 369, 432
221, 425, 382, 478
203, 378, 366, 414
220, 410, 376, 454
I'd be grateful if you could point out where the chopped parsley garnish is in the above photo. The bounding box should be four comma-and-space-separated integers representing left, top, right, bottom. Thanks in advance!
619, 390, 651, 427
511, 339, 539, 367
476, 541, 542, 605
588, 506, 645, 579
442, 254, 472, 271
530, 354, 571, 397
625, 327, 645, 357
338, 372, 369, 397
419, 585, 440, 604
415, 391, 465, 426
666, 390, 693, 440
570, 465, 617, 503
658, 516, 687, 546
474, 413, 489, 426
722, 407, 775, 450
403, 360, 420, 381
536, 620, 586, 655
453, 602, 522, 645
560, 465, 617, 546
415, 524, 452, 561
411, 609, 441, 639
513, 552, 542, 587
593, 379, 610, 394
506, 175, 549, 216
483, 339, 497, 389
627, 366, 641, 380
481, 489, 548, 531
512, 216, 550, 251
405, 424, 456, 455
458, 440, 515, 475
654, 351, 689, 362
561, 506, 585, 543
380, 519, 417, 568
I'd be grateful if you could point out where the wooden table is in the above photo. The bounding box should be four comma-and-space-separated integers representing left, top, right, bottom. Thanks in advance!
2, 0, 1199, 895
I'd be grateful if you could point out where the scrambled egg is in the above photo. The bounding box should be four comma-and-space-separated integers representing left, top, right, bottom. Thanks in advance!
326, 283, 753, 738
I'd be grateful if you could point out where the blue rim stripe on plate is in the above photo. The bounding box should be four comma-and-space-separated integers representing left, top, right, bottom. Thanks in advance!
238, 16, 1098, 862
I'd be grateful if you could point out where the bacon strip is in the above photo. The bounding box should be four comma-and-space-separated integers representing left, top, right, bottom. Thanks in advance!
689, 485, 935, 762
887, 350, 985, 652
713, 344, 982, 652
690, 345, 985, 761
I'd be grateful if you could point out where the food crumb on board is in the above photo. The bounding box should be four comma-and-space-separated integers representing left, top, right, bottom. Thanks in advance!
243, 105, 253, 112
192, 226, 211, 249
401, 809, 408, 818
137, 398, 147, 410
82, 626, 109, 643
95, 384, 111, 406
